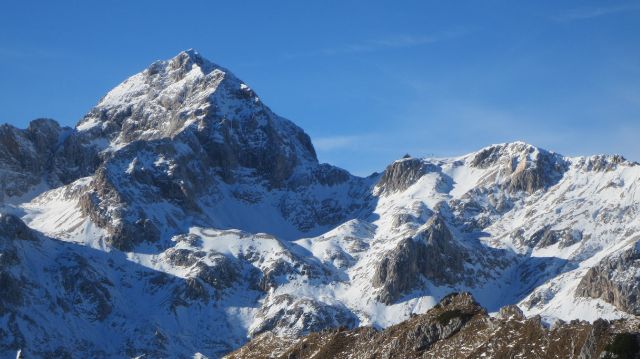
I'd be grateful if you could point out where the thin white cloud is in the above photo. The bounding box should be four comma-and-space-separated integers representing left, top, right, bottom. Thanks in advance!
322, 34, 439, 55
313, 135, 363, 151
552, 3, 640, 22
283, 29, 467, 59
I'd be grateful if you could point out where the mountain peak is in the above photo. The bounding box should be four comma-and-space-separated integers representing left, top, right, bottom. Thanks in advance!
179, 48, 203, 61
468, 141, 555, 168
72, 50, 320, 185
162, 48, 220, 75
479, 141, 546, 155
75, 50, 242, 142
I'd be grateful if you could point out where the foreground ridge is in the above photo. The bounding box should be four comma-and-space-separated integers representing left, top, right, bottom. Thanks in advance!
227, 293, 640, 359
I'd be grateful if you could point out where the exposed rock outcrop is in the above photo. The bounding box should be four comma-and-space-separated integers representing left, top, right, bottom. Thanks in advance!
192, 254, 239, 292
227, 292, 640, 359
575, 241, 640, 315
576, 154, 629, 172
470, 142, 567, 194
372, 216, 467, 304
375, 157, 437, 195
250, 294, 357, 337
0, 119, 72, 199
498, 304, 525, 320
523, 227, 582, 248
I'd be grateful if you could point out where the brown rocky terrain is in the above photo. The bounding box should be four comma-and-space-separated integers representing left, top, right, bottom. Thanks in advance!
227, 293, 640, 359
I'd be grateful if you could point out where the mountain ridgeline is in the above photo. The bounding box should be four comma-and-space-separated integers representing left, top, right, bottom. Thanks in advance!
0, 50, 638, 358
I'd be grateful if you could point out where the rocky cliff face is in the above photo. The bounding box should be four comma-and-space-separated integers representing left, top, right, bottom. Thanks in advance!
0, 50, 639, 358
0, 119, 70, 200
469, 142, 567, 194
372, 216, 468, 304
576, 241, 640, 315
374, 156, 438, 195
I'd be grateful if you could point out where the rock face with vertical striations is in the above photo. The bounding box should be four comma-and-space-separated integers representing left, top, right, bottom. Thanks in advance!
575, 241, 640, 315
0, 119, 70, 199
469, 142, 567, 194
374, 156, 436, 195
372, 216, 467, 304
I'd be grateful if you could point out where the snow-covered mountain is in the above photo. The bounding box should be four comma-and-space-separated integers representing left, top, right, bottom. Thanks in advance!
0, 50, 638, 358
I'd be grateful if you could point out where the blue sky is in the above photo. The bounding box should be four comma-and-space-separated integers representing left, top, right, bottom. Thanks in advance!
1, 1, 639, 175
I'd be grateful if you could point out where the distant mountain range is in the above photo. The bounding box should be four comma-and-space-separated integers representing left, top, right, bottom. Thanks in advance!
0, 50, 638, 358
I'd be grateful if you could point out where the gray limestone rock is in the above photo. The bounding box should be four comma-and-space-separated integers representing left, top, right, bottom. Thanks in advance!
523, 227, 583, 249
250, 294, 357, 337
0, 119, 69, 199
192, 254, 239, 291
470, 142, 567, 194
372, 216, 467, 304
575, 242, 640, 315
165, 248, 205, 267
375, 157, 439, 195
498, 304, 525, 320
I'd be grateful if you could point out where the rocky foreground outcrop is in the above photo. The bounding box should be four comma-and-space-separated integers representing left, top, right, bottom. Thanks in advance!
227, 292, 640, 359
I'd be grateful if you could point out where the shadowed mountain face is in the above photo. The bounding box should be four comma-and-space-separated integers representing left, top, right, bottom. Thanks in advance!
0, 50, 639, 358
0, 119, 75, 199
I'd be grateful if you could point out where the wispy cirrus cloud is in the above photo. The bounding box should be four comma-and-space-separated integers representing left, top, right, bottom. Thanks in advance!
283, 29, 467, 59
313, 135, 366, 151
551, 3, 640, 22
